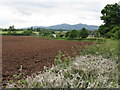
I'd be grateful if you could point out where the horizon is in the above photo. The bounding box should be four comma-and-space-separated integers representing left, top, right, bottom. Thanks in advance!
0, 0, 119, 28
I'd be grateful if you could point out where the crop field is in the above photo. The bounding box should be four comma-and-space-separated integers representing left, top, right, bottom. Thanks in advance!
2, 36, 93, 85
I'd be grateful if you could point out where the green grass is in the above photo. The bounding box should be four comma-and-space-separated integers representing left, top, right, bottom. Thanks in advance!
33, 31, 39, 34
81, 39, 119, 61
0, 31, 24, 34
16, 31, 24, 33
0, 31, 39, 34
0, 31, 8, 34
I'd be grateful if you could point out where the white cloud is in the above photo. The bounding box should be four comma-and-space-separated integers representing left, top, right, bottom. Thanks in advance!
0, 0, 119, 28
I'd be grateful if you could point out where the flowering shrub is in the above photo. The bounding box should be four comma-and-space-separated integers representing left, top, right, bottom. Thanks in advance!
6, 55, 118, 88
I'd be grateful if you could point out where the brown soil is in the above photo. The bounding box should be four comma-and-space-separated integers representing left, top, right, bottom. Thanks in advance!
2, 36, 93, 85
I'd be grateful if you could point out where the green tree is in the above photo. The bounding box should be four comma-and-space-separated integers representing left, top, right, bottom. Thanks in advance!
8, 25, 16, 35
114, 30, 120, 39
57, 31, 64, 38
39, 31, 44, 36
43, 30, 51, 36
58, 33, 64, 38
99, 3, 120, 38
110, 26, 120, 39
39, 30, 52, 36
9, 25, 15, 31
69, 30, 78, 39
79, 28, 89, 38
90, 29, 100, 37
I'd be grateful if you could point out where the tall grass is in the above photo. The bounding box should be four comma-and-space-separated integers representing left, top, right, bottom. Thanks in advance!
81, 39, 119, 61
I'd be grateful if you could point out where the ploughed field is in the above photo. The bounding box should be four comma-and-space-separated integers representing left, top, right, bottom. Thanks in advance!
2, 36, 93, 84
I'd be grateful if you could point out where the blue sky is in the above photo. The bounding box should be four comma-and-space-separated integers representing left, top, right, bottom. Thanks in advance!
0, 0, 119, 28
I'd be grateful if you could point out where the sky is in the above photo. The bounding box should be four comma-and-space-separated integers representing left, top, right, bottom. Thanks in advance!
0, 0, 120, 28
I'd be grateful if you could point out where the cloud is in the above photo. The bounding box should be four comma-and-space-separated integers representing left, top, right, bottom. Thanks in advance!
0, 0, 119, 28
118, 1, 120, 5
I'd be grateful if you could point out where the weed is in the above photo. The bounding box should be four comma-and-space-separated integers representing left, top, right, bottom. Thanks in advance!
19, 79, 26, 84
13, 73, 22, 79
7, 80, 13, 84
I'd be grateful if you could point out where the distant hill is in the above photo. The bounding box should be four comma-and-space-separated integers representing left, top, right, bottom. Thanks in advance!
46, 23, 99, 30
20, 23, 99, 30
32, 23, 99, 30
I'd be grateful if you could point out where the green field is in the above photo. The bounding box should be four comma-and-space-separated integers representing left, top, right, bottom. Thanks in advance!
0, 31, 40, 34
0, 31, 23, 34
0, 31, 66, 34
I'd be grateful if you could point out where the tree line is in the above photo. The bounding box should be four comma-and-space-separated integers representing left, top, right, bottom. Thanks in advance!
99, 3, 120, 39
39, 28, 93, 39
1, 25, 93, 39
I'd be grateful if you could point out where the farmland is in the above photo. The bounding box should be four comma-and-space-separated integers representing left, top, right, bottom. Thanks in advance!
2, 36, 93, 85
1, 2, 120, 88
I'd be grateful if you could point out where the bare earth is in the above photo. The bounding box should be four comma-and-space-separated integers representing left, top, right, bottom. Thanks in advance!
2, 36, 93, 85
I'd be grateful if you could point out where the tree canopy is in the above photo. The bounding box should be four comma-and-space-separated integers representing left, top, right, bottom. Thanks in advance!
69, 29, 78, 39
99, 3, 120, 39
8, 25, 15, 31
79, 28, 89, 38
